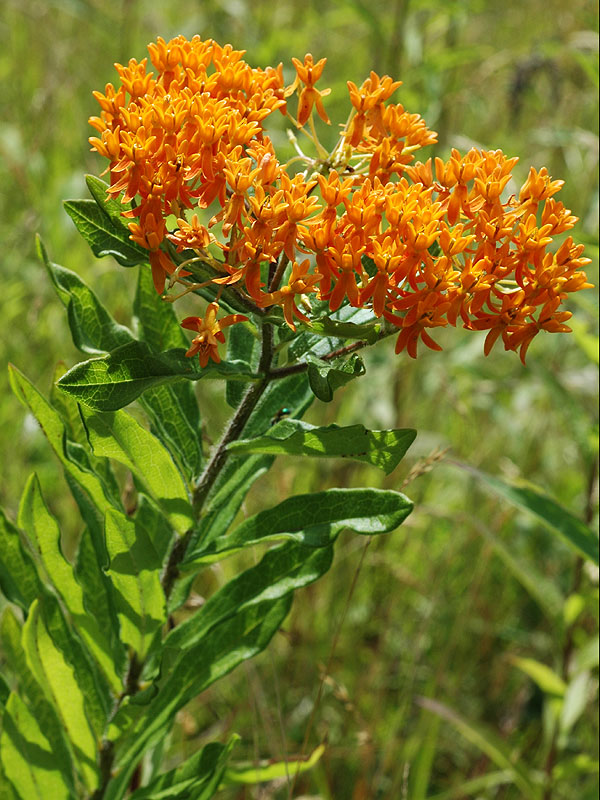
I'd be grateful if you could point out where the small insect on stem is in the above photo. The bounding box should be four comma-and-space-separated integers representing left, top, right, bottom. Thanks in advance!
270, 407, 292, 426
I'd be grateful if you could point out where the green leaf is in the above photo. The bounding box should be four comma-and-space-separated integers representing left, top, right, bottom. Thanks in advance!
105, 596, 293, 798
85, 174, 135, 227
165, 543, 333, 662
37, 236, 134, 354
0, 694, 74, 800
133, 263, 188, 351
306, 352, 366, 402
289, 306, 374, 360
8, 363, 122, 531
134, 266, 203, 477
139, 386, 203, 480
18, 473, 122, 694
560, 671, 591, 735
225, 322, 260, 408
228, 420, 416, 474
184, 487, 412, 567
104, 508, 166, 658
0, 506, 42, 611
36, 593, 111, 737
305, 315, 380, 343
129, 737, 238, 800
223, 743, 324, 785
49, 364, 123, 504
80, 407, 193, 535
0, 609, 77, 793
243, 372, 314, 438
418, 697, 538, 798
133, 494, 175, 563
57, 341, 258, 411
8, 365, 126, 672
458, 464, 599, 565
64, 184, 148, 266
74, 528, 126, 689
510, 656, 567, 697
22, 600, 99, 790
194, 455, 273, 550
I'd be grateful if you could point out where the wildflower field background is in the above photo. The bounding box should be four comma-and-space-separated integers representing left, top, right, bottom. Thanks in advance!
0, 1, 598, 798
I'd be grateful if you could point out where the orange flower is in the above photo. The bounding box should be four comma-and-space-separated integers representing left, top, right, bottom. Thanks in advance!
181, 303, 248, 367
287, 53, 331, 126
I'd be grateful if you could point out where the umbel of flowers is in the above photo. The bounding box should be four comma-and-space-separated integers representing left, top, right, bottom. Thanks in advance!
89, 34, 592, 365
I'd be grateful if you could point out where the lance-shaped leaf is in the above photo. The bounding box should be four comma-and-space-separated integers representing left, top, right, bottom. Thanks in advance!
0, 693, 74, 800
134, 266, 203, 477
183, 487, 412, 567
133, 262, 189, 352
455, 463, 599, 565
305, 351, 366, 402
18, 473, 122, 694
225, 322, 260, 408
9, 365, 126, 675
165, 543, 333, 665
223, 744, 324, 786
134, 493, 175, 564
106, 596, 292, 799
22, 600, 99, 791
0, 608, 76, 794
0, 506, 42, 611
50, 364, 122, 504
80, 407, 193, 535
37, 593, 111, 738
64, 177, 148, 266
38, 236, 135, 354
104, 509, 166, 658
129, 737, 238, 800
57, 341, 259, 411
228, 419, 416, 475
85, 174, 134, 227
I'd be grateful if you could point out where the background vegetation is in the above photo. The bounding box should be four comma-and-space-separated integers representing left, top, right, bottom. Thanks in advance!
1, 1, 598, 797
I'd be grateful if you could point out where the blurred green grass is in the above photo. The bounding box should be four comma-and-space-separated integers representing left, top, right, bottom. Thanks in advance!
0, 1, 598, 797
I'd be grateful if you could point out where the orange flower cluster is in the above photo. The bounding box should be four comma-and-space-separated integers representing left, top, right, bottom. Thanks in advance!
90, 35, 591, 366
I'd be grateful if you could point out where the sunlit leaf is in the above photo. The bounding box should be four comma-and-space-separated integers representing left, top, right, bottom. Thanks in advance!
80, 407, 193, 535
184, 487, 412, 567
18, 473, 121, 695
104, 509, 166, 658
57, 341, 259, 411
223, 743, 325, 785
0, 693, 74, 800
510, 656, 567, 697
228, 419, 416, 474
22, 599, 99, 790
0, 608, 76, 793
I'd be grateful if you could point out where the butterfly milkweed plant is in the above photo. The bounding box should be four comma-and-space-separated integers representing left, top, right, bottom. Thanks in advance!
1, 35, 597, 800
